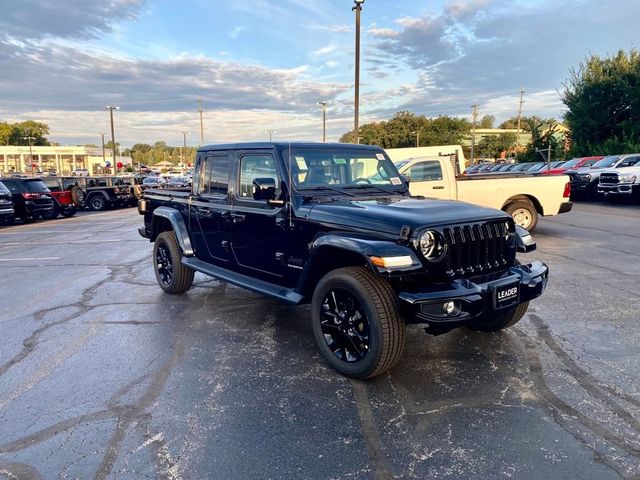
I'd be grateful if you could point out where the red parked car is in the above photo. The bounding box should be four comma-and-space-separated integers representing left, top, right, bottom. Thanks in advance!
539, 156, 604, 175
41, 177, 85, 219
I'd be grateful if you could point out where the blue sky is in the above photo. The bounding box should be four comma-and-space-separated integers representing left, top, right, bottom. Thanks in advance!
1, 0, 638, 147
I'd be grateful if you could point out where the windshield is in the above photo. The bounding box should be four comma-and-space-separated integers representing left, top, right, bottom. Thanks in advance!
287, 148, 404, 190
592, 155, 621, 168
561, 158, 581, 168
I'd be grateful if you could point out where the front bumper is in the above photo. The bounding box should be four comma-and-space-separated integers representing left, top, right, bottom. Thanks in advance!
598, 184, 639, 196
399, 261, 548, 329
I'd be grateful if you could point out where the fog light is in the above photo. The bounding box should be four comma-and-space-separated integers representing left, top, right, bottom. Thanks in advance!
443, 301, 456, 315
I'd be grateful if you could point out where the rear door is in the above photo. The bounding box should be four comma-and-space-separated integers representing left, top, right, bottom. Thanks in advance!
190, 151, 233, 264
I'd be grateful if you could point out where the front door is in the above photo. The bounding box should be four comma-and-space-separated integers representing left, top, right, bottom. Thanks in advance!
403, 159, 453, 200
230, 151, 289, 283
190, 151, 233, 264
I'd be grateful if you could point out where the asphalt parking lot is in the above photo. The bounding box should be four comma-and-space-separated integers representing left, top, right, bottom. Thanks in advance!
0, 203, 639, 480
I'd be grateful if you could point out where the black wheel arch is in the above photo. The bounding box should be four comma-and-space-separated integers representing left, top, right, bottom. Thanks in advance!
502, 194, 544, 216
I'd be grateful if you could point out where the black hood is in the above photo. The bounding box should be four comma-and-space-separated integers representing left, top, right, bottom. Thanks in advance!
307, 197, 509, 236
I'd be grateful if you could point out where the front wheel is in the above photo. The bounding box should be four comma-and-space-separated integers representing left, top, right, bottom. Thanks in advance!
153, 231, 195, 294
468, 301, 529, 333
311, 266, 405, 379
60, 206, 77, 217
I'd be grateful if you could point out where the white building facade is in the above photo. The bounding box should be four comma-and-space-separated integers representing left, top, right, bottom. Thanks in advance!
0, 146, 132, 175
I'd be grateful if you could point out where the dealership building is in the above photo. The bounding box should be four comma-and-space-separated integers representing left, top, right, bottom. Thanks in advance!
0, 146, 132, 175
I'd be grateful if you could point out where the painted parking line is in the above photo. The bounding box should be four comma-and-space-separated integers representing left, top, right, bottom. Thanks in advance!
0, 257, 61, 262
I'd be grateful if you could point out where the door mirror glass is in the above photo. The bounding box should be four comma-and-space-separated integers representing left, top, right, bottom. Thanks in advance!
253, 177, 277, 201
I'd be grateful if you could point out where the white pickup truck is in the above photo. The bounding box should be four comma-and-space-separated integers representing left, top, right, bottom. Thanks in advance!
385, 148, 572, 231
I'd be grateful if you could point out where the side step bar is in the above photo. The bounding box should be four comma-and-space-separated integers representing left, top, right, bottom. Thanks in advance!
182, 257, 304, 305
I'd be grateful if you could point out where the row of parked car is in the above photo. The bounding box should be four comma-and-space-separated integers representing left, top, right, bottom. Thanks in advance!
464, 154, 640, 203
0, 175, 145, 225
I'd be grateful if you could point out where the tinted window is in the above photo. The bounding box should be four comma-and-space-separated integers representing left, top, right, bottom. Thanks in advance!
0, 181, 10, 194
408, 161, 443, 181
209, 153, 230, 194
24, 180, 50, 193
592, 155, 621, 168
43, 178, 61, 191
239, 154, 280, 199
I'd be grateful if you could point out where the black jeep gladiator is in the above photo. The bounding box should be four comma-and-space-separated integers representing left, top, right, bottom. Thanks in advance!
138, 142, 548, 378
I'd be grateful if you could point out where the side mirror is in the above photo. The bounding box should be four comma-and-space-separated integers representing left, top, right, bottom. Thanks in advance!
400, 174, 410, 185
515, 225, 536, 253
253, 177, 277, 201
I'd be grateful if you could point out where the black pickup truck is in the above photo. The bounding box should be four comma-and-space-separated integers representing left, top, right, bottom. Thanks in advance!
138, 142, 548, 378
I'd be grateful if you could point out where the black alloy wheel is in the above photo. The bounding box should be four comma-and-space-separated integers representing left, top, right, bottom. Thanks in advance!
152, 231, 194, 294
319, 288, 370, 363
156, 243, 173, 286
311, 266, 405, 379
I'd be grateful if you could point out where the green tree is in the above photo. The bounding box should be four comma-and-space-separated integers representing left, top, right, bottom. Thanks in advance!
477, 132, 517, 158
9, 120, 50, 145
562, 49, 640, 156
0, 122, 12, 145
498, 116, 544, 131
479, 115, 495, 128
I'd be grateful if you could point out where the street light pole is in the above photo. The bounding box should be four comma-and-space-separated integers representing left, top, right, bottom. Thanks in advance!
197, 99, 204, 145
470, 104, 478, 165
411, 131, 420, 147
23, 135, 35, 173
265, 130, 276, 141
318, 101, 328, 142
99, 133, 106, 166
353, 0, 365, 144
106, 106, 119, 174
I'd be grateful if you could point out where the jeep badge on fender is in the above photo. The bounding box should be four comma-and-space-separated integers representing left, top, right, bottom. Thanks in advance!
138, 142, 549, 379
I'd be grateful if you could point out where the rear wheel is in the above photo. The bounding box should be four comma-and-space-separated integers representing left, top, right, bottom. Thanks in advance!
153, 231, 195, 294
42, 205, 59, 220
505, 201, 538, 232
88, 195, 106, 211
468, 301, 529, 333
311, 266, 405, 379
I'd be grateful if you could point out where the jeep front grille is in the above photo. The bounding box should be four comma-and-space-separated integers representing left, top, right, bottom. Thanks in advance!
599, 173, 618, 185
441, 221, 513, 278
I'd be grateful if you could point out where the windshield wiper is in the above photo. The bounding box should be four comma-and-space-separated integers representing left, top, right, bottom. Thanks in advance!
296, 185, 356, 196
344, 184, 401, 195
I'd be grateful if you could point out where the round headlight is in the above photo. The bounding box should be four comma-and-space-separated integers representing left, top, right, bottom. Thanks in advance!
419, 230, 447, 262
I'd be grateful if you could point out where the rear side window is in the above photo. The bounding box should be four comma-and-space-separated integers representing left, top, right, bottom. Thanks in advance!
24, 180, 50, 193
43, 178, 61, 191
62, 178, 78, 189
0, 181, 10, 194
198, 152, 230, 195
2, 180, 24, 193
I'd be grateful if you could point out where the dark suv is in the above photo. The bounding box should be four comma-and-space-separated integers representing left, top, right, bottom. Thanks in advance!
64, 176, 133, 211
138, 142, 548, 379
0, 180, 15, 225
0, 177, 54, 222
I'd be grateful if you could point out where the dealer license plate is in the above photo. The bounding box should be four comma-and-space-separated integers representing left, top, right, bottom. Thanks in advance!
492, 281, 520, 310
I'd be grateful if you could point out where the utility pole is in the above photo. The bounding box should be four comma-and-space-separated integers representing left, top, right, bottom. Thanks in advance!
353, 0, 365, 144
181, 131, 189, 165
197, 99, 204, 145
470, 105, 478, 165
265, 130, 276, 141
318, 101, 328, 142
106, 106, 119, 174
411, 131, 420, 147
516, 88, 525, 153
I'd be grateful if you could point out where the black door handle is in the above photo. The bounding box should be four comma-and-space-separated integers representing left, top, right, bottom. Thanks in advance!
432, 186, 445, 190
230, 213, 245, 223
197, 207, 214, 217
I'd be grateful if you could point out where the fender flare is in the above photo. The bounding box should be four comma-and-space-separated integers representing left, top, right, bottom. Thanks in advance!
297, 232, 422, 293
151, 206, 194, 256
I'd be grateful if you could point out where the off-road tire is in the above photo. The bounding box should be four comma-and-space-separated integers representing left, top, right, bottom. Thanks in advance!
468, 301, 529, 333
153, 231, 194, 294
88, 194, 106, 211
311, 266, 405, 379
505, 201, 538, 232
60, 206, 77, 217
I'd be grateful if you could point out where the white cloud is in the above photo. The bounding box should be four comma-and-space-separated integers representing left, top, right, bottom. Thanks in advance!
310, 44, 338, 57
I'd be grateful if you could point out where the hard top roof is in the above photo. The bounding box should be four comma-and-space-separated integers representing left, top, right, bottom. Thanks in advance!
197, 142, 386, 153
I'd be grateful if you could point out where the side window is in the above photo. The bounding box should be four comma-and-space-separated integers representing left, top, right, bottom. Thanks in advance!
408, 161, 443, 181
3, 181, 19, 193
238, 154, 280, 199
88, 179, 97, 188
210, 153, 230, 195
